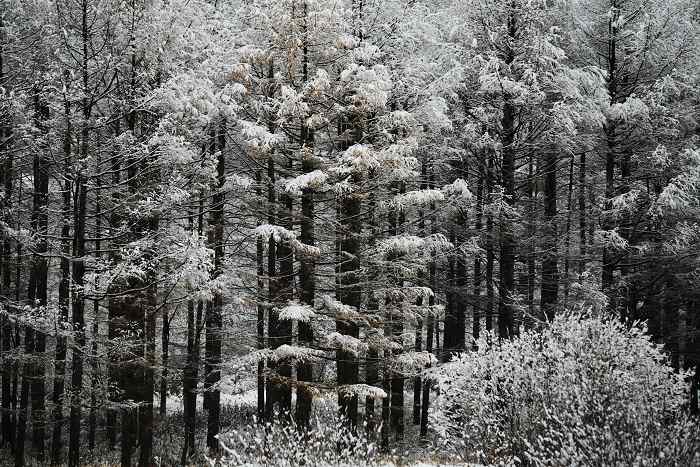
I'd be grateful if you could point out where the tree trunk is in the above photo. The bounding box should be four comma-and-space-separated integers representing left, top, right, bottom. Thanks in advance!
540, 147, 559, 320
255, 171, 266, 422
498, 12, 518, 339
51, 114, 71, 464
473, 169, 484, 345
336, 119, 361, 427
160, 311, 170, 418
602, 9, 619, 301
485, 155, 495, 332
296, 125, 315, 428
205, 123, 225, 453
264, 155, 278, 420
68, 175, 87, 467
0, 17, 14, 450
578, 152, 587, 273
181, 204, 205, 463
498, 98, 516, 339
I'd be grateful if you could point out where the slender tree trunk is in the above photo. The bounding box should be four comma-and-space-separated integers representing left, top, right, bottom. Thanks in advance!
578, 152, 587, 273
205, 122, 225, 453
499, 98, 516, 338
540, 146, 559, 319
105, 119, 121, 451
563, 156, 575, 304
296, 125, 315, 429
68, 174, 87, 467
602, 9, 619, 301
50, 149, 66, 465
264, 155, 278, 420
420, 278, 435, 438
443, 227, 456, 360
272, 155, 294, 418
181, 206, 204, 463
336, 119, 361, 427
68, 4, 91, 463
88, 130, 103, 452
390, 184, 406, 440
255, 171, 266, 422
16, 234, 36, 467
421, 173, 437, 437
473, 169, 484, 345
27, 94, 50, 463
0, 17, 13, 450
498, 13, 518, 339
160, 312, 170, 417
365, 189, 379, 434
485, 155, 495, 332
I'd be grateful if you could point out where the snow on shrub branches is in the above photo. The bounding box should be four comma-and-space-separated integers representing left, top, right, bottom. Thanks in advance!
431, 311, 699, 466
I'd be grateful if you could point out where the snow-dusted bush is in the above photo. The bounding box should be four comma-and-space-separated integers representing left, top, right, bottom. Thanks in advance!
431, 311, 700, 466
214, 412, 380, 466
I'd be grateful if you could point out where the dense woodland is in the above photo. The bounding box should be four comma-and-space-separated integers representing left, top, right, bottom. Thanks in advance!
0, 0, 699, 465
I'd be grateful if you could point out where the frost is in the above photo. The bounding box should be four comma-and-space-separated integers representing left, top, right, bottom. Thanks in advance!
253, 225, 320, 258
340, 144, 379, 171
338, 384, 386, 400
224, 174, 254, 190
270, 345, 322, 363
239, 120, 285, 152
324, 332, 368, 355
606, 97, 649, 122
655, 149, 700, 213
283, 170, 328, 194
278, 302, 315, 322
443, 178, 473, 199
393, 351, 438, 374
319, 295, 359, 321
389, 189, 445, 210
277, 86, 309, 121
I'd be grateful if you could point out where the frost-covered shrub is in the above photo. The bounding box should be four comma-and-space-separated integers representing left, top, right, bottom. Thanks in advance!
431, 311, 700, 466
214, 412, 380, 466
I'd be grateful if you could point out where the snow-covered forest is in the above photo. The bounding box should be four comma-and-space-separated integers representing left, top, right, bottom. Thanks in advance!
0, 0, 699, 465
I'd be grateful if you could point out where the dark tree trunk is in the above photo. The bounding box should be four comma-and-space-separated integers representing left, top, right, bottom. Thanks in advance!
88, 134, 103, 453
139, 215, 158, 467
497, 12, 518, 339
498, 98, 516, 339
473, 169, 484, 345
540, 147, 559, 319
0, 16, 13, 450
419, 291, 435, 438
578, 152, 587, 273
68, 175, 87, 467
365, 189, 379, 434
563, 156, 575, 304
68, 5, 92, 463
205, 123, 225, 453
181, 207, 204, 463
29, 95, 50, 462
264, 155, 278, 420
336, 118, 361, 427
51, 112, 71, 465
184, 206, 203, 460
443, 227, 457, 360
255, 171, 266, 422
160, 312, 170, 418
296, 123, 315, 428
412, 300, 422, 426
485, 156, 495, 332
602, 10, 619, 302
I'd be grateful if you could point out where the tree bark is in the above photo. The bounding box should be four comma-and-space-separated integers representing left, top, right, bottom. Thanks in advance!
540, 146, 559, 320
296, 125, 315, 429
205, 123, 225, 453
